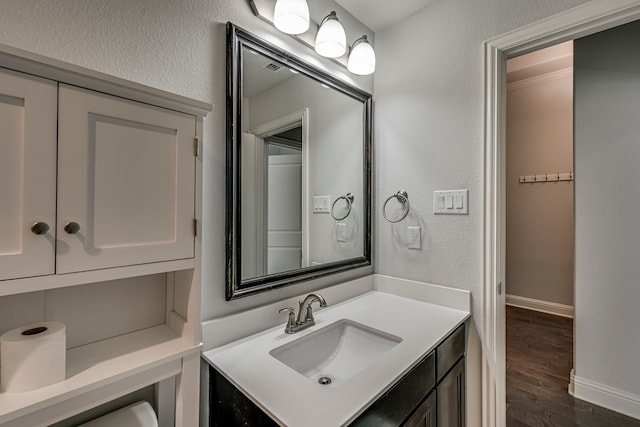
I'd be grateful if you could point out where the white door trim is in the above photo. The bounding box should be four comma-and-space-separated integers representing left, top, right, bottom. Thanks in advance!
252, 108, 310, 267
482, 1, 640, 426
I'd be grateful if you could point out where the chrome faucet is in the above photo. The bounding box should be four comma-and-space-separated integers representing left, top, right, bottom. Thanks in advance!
279, 293, 327, 334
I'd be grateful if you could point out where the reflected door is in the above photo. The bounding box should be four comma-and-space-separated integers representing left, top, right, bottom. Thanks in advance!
267, 150, 302, 275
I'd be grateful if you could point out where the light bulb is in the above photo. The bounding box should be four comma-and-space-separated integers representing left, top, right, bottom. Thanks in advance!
348, 35, 376, 75
273, 0, 310, 35
315, 12, 347, 58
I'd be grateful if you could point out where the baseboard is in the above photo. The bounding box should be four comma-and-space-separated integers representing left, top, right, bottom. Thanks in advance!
506, 294, 573, 318
570, 369, 640, 420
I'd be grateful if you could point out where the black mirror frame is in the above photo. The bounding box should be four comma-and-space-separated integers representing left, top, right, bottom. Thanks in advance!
225, 23, 372, 300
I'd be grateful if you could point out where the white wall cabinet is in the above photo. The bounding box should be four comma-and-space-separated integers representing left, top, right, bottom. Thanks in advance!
0, 68, 57, 281
0, 76, 197, 278
0, 43, 211, 427
57, 84, 196, 274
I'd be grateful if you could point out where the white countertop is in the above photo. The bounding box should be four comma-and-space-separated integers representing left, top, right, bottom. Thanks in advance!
202, 290, 470, 426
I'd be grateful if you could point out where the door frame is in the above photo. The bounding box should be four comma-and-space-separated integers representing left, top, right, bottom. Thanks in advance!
252, 108, 310, 267
482, 1, 640, 425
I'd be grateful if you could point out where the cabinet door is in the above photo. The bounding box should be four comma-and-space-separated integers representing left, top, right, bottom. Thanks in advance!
57, 85, 196, 273
0, 68, 57, 280
437, 358, 465, 427
403, 391, 436, 427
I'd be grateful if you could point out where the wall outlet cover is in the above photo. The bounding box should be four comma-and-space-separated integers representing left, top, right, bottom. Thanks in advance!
337, 223, 347, 242
407, 226, 421, 249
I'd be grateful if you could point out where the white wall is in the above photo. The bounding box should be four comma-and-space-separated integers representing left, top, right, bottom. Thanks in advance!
0, 0, 373, 321
372, 0, 588, 424
573, 20, 640, 416
506, 54, 574, 307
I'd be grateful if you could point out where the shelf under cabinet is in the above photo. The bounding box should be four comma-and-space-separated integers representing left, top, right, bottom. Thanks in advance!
0, 258, 195, 297
0, 324, 201, 426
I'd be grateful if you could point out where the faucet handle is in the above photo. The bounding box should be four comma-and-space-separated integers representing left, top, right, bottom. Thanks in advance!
279, 307, 297, 334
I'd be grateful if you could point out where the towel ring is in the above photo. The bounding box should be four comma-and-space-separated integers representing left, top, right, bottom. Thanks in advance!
383, 190, 410, 223
331, 193, 354, 221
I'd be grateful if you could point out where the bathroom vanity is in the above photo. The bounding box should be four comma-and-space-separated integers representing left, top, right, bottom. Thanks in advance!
203, 285, 469, 427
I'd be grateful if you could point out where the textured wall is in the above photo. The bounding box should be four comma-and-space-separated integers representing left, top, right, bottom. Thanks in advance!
0, 0, 373, 320
574, 19, 640, 409
372, 0, 588, 424
373, 0, 587, 333
506, 66, 574, 306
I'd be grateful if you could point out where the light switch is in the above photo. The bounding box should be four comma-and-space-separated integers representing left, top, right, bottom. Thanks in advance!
455, 195, 463, 209
433, 190, 469, 215
445, 195, 454, 209
313, 195, 331, 213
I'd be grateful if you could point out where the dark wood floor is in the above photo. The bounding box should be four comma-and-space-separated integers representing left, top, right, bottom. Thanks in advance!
506, 305, 640, 427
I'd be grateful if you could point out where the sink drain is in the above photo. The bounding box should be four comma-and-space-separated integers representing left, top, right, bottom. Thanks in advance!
317, 375, 332, 385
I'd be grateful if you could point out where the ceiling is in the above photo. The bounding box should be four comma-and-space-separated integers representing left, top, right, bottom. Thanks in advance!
335, 0, 435, 32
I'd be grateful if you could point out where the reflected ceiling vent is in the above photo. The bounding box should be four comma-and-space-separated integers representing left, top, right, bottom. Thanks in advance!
263, 62, 283, 72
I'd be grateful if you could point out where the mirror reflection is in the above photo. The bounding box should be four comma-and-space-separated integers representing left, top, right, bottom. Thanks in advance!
226, 24, 372, 299
241, 45, 365, 279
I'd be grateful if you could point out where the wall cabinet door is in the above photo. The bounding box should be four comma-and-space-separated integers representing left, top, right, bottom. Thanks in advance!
437, 358, 465, 427
0, 68, 57, 280
57, 85, 196, 273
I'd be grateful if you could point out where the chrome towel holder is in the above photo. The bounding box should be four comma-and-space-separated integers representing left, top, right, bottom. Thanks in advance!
383, 190, 410, 223
331, 193, 355, 221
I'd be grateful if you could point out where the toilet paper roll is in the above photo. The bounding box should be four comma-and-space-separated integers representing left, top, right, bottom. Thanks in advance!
1, 321, 66, 393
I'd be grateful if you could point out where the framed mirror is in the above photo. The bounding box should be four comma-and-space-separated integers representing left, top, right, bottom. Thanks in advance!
226, 23, 372, 300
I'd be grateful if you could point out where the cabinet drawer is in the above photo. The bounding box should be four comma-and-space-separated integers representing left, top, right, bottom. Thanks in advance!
351, 351, 435, 426
436, 323, 465, 381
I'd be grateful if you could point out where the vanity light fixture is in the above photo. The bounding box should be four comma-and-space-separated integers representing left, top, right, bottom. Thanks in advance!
314, 11, 347, 58
347, 35, 376, 75
250, 0, 376, 75
273, 0, 310, 35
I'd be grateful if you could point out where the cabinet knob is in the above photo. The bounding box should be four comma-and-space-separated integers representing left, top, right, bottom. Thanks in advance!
31, 222, 50, 235
64, 222, 81, 234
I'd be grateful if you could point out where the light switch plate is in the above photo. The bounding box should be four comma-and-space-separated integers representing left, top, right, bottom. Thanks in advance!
313, 195, 331, 213
434, 190, 468, 214
407, 226, 421, 249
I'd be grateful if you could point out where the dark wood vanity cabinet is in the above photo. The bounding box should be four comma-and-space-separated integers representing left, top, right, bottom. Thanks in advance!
208, 322, 466, 427
437, 358, 465, 427
403, 391, 436, 427
352, 322, 466, 427
436, 323, 466, 427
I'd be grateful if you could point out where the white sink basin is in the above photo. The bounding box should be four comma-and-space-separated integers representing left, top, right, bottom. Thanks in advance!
269, 319, 402, 385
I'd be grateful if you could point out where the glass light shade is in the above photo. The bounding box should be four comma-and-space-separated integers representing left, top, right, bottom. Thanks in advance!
315, 12, 347, 58
273, 0, 310, 35
347, 36, 376, 75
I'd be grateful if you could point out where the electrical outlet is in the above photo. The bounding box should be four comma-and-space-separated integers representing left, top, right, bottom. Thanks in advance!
337, 223, 347, 242
407, 226, 421, 249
